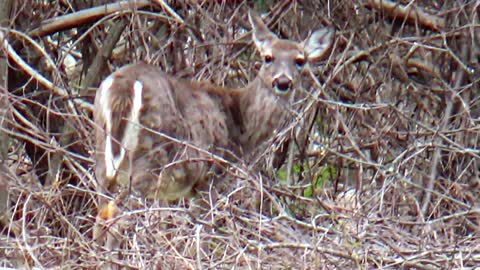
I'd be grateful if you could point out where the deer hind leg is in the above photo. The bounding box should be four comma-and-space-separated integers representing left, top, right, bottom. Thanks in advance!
93, 199, 124, 270
93, 77, 144, 260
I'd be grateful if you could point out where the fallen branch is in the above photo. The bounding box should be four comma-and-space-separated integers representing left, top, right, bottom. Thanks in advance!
366, 0, 445, 31
29, 0, 151, 37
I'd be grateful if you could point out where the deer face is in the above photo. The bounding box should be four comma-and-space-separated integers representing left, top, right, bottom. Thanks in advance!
236, 12, 335, 153
249, 12, 335, 95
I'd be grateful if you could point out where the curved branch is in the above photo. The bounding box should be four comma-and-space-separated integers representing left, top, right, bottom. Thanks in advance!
0, 29, 93, 111
29, 0, 151, 37
366, 0, 445, 31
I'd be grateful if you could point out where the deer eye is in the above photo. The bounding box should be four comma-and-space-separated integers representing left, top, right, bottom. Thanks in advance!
295, 57, 306, 68
264, 54, 274, 64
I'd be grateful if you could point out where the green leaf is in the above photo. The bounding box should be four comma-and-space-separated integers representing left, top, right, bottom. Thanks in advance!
303, 165, 337, 197
304, 186, 313, 197
276, 168, 287, 182
314, 165, 337, 189
293, 163, 302, 174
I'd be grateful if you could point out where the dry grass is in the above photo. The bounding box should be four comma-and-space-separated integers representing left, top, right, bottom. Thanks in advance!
1, 1, 479, 269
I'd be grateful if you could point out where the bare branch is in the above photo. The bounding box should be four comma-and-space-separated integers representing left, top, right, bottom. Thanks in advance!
29, 0, 151, 37
366, 0, 445, 31
0, 29, 93, 111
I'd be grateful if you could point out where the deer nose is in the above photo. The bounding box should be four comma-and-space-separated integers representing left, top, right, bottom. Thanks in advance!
272, 75, 292, 93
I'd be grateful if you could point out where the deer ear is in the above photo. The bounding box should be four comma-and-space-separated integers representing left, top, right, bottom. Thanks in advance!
303, 27, 335, 61
248, 10, 278, 53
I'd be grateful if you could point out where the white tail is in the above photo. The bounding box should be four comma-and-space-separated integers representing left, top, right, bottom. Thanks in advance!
94, 10, 335, 202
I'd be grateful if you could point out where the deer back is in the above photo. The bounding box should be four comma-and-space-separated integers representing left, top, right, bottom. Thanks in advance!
94, 63, 235, 200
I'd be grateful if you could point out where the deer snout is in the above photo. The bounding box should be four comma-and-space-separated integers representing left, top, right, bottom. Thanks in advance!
272, 75, 292, 93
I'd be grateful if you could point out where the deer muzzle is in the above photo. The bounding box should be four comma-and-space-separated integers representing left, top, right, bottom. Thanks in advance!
272, 74, 292, 93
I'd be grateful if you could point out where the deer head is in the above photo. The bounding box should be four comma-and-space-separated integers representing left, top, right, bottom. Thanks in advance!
249, 11, 334, 95
237, 11, 335, 153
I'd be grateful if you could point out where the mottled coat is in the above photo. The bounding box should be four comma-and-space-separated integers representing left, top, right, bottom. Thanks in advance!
94, 11, 335, 201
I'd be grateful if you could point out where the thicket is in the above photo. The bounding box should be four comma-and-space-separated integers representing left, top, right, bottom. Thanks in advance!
0, 1, 478, 268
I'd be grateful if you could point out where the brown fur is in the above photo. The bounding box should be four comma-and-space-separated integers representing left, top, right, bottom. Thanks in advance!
94, 11, 335, 202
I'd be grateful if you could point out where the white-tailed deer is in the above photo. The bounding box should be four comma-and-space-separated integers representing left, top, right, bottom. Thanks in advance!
94, 11, 334, 206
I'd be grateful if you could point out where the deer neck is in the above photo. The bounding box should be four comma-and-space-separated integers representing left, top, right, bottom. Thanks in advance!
232, 76, 292, 154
